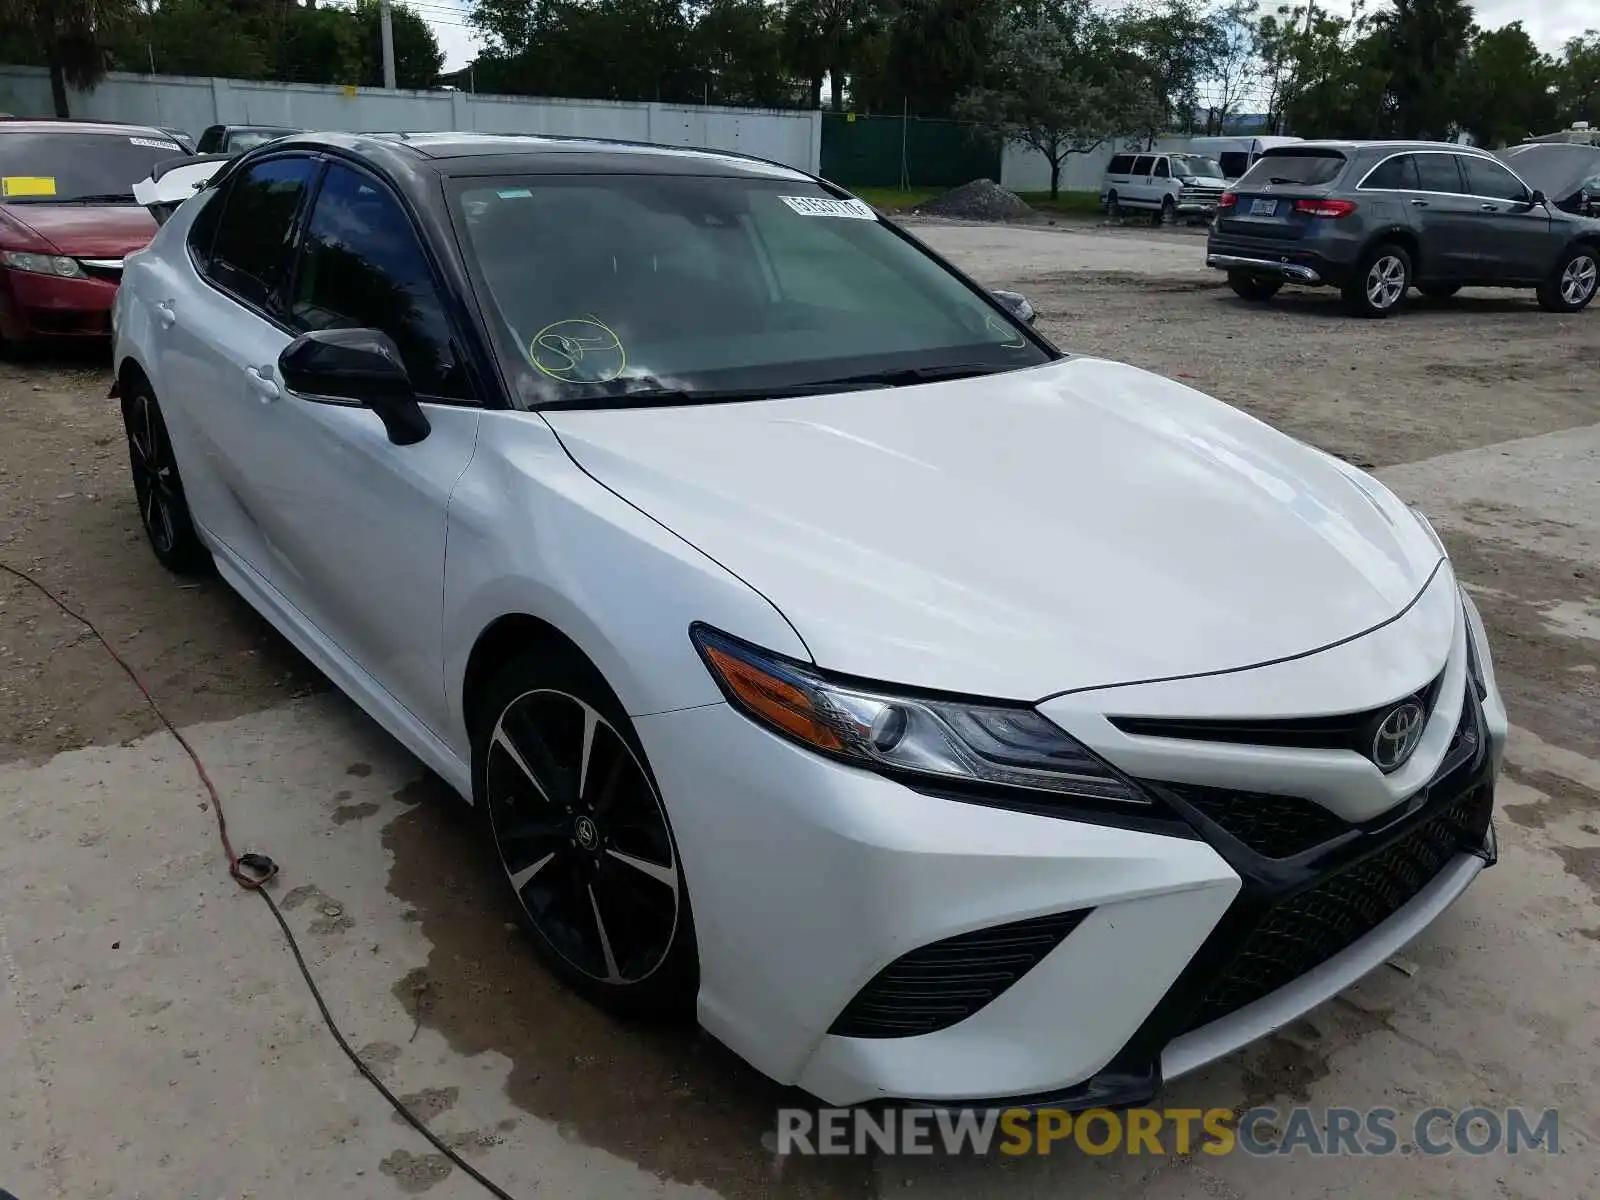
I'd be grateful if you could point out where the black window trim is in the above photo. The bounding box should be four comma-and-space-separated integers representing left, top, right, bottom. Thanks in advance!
283, 155, 481, 408
1356, 148, 1535, 204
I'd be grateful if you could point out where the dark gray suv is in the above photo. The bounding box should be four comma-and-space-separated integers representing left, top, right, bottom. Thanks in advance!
1206, 140, 1600, 317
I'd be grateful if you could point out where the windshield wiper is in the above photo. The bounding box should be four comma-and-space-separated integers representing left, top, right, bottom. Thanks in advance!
531, 363, 1005, 412
58, 192, 138, 205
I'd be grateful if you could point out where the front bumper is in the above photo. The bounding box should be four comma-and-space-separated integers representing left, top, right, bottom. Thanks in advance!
0, 266, 119, 340
637, 600, 1505, 1107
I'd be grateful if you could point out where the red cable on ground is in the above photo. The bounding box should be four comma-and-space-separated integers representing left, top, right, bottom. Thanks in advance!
0, 559, 521, 1200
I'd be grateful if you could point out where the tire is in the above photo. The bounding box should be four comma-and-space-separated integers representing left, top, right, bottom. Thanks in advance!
1106, 190, 1120, 219
1229, 271, 1282, 302
1537, 244, 1599, 313
1151, 197, 1174, 227
1342, 243, 1412, 318
1419, 283, 1461, 300
472, 644, 698, 1017
122, 383, 209, 573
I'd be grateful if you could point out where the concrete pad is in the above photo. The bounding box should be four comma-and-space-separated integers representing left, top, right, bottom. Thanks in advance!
910, 222, 1204, 281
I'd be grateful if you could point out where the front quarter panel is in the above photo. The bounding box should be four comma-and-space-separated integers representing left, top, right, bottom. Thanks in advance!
441, 409, 812, 761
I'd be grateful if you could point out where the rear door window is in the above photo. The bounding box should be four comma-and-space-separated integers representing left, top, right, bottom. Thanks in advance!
1236, 151, 1347, 188
1362, 154, 1420, 190
1108, 155, 1135, 175
207, 155, 320, 311
1153, 158, 1170, 178
1132, 156, 1154, 176
1414, 153, 1466, 194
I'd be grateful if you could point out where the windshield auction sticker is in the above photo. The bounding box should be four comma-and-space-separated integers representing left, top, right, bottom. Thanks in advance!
779, 195, 876, 219
1, 176, 56, 198
129, 137, 181, 151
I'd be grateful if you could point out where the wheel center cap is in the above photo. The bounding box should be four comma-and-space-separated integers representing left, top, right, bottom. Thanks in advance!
574, 814, 600, 851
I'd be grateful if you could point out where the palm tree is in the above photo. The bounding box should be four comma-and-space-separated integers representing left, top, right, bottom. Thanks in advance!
0, 0, 138, 116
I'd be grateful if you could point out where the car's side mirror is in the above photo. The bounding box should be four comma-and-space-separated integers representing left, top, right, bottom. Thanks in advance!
1529, 189, 1548, 208
278, 327, 431, 446
991, 289, 1037, 326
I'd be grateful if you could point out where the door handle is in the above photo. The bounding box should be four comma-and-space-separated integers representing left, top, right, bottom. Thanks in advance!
1480, 203, 1500, 212
245, 365, 281, 402
155, 300, 176, 328
1410, 199, 1430, 207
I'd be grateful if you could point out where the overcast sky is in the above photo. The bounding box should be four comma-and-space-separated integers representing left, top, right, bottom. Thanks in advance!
426, 0, 1599, 75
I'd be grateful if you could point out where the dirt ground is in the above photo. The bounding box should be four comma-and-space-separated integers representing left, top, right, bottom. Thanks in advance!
0, 233, 1597, 1199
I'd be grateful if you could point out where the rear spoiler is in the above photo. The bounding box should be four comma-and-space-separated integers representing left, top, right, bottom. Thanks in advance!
132, 153, 232, 225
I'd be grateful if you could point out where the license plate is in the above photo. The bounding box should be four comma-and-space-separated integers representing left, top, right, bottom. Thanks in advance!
1250, 198, 1279, 217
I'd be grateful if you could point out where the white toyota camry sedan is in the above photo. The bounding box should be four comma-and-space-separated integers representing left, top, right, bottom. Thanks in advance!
112, 132, 1506, 1109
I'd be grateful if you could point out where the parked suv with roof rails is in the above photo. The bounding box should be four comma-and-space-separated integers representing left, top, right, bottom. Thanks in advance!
1206, 140, 1600, 317
1102, 151, 1228, 225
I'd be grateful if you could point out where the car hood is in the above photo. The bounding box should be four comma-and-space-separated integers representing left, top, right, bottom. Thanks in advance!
1, 203, 157, 256
543, 357, 1444, 700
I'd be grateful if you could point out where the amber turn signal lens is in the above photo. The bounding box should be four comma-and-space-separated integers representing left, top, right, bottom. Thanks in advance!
702, 644, 843, 751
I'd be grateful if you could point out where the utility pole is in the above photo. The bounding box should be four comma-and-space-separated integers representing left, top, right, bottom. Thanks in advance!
379, 0, 398, 89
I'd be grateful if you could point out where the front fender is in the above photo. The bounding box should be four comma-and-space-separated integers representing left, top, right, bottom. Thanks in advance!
440, 409, 810, 762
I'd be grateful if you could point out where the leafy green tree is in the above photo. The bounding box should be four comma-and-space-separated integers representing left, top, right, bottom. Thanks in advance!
1552, 32, 1600, 129
1367, 0, 1476, 139
853, 0, 1000, 117
0, 0, 138, 116
1117, 0, 1222, 137
690, 0, 793, 107
956, 0, 1156, 197
780, 0, 878, 111
1456, 22, 1557, 146
110, 0, 271, 79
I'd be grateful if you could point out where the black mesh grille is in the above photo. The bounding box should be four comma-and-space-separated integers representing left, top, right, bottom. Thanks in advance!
830, 910, 1091, 1039
1182, 784, 1493, 1032
1161, 784, 1348, 858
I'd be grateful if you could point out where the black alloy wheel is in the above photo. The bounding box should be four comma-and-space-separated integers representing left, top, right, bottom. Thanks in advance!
124, 386, 208, 573
478, 654, 696, 1014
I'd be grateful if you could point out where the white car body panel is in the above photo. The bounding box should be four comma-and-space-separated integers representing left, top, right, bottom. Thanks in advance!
544, 356, 1441, 700
112, 143, 1502, 1111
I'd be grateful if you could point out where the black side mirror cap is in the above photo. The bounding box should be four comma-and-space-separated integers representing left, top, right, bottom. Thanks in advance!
278, 327, 431, 446
991, 289, 1037, 326
1529, 189, 1548, 207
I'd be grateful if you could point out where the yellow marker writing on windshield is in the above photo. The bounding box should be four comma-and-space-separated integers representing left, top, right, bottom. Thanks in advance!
2, 176, 57, 199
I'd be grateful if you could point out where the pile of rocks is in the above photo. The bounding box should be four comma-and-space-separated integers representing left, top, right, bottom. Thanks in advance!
915, 179, 1036, 221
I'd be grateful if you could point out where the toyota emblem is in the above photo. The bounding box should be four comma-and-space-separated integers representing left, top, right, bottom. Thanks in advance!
1371, 700, 1427, 772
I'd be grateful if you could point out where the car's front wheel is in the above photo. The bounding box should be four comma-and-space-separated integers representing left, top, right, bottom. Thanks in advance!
1106, 190, 1121, 219
122, 382, 209, 573
1229, 271, 1282, 302
473, 646, 698, 1016
1343, 243, 1412, 318
1537, 245, 1599, 313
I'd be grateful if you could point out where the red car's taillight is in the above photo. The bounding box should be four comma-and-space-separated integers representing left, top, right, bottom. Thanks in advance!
1218, 192, 1237, 210
1294, 198, 1358, 219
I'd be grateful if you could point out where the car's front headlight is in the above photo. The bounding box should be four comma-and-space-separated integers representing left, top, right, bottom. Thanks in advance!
691, 624, 1148, 804
1, 250, 86, 278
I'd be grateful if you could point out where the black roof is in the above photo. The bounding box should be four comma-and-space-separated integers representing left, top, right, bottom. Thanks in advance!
262, 129, 812, 181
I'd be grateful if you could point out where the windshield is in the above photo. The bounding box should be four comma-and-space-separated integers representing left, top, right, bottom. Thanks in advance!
0, 130, 184, 204
451, 174, 1051, 407
1171, 154, 1224, 180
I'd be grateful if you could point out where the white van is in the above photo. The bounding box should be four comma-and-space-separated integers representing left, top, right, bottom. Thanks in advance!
1100, 150, 1229, 224
1185, 136, 1304, 181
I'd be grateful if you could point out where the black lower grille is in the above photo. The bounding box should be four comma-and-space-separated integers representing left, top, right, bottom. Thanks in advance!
1182, 784, 1493, 1032
1161, 784, 1348, 858
830, 910, 1090, 1039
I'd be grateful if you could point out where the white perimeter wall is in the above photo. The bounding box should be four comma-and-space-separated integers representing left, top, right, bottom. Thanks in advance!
1000, 135, 1195, 193
0, 66, 823, 173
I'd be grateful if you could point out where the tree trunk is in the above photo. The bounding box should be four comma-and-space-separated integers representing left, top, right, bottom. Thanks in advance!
808, 73, 823, 109
829, 62, 844, 111
48, 55, 70, 119
1049, 157, 1061, 200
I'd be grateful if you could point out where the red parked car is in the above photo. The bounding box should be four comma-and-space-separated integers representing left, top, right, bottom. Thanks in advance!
0, 120, 187, 347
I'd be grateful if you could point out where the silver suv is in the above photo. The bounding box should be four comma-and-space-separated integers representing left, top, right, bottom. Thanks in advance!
1102, 152, 1228, 224
1206, 140, 1600, 317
